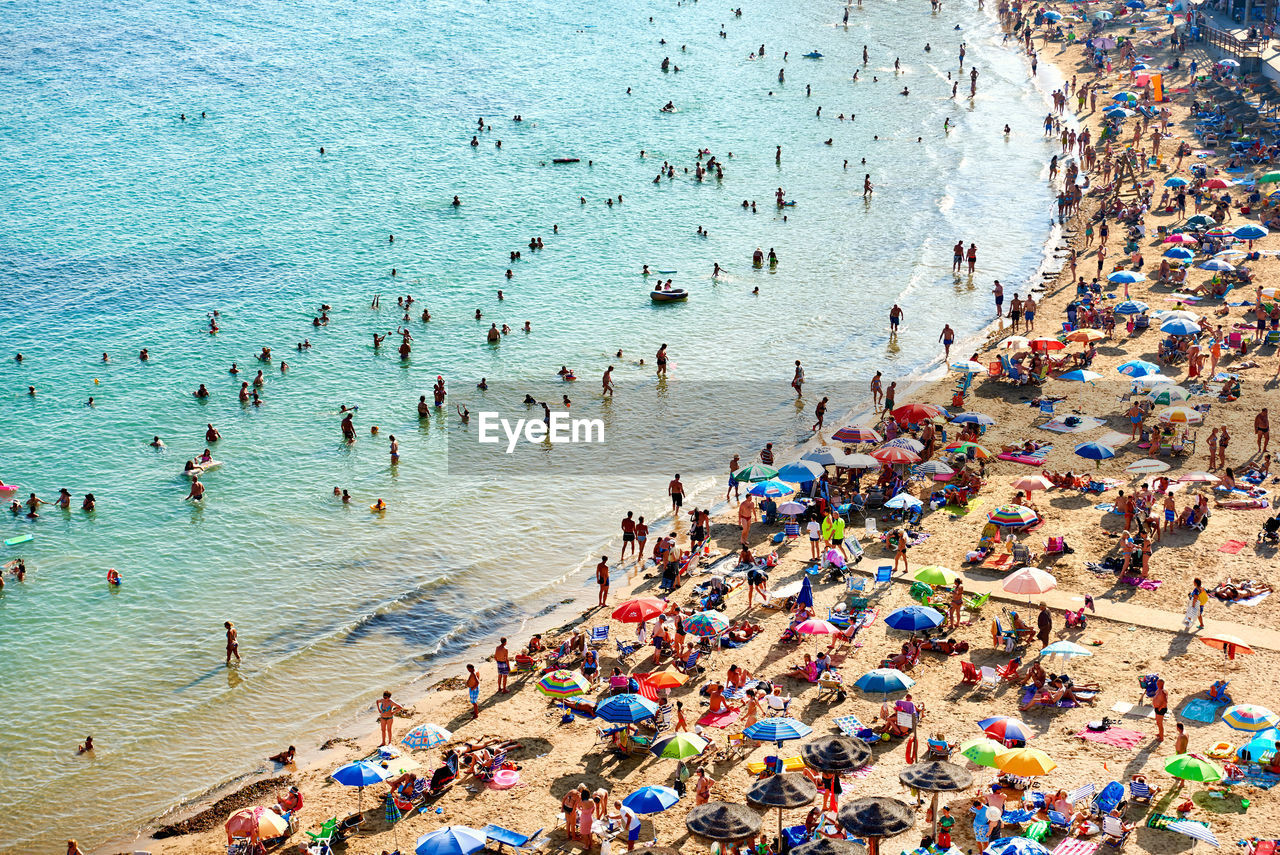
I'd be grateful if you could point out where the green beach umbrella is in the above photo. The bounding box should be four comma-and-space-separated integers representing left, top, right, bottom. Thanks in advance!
650, 732, 709, 760
1165, 754, 1225, 783
734, 463, 778, 483
1259, 172, 1280, 184
960, 737, 1004, 768
914, 566, 958, 587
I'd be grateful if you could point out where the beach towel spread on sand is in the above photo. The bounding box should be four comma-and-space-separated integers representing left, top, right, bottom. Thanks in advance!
1040, 416, 1103, 434
1075, 727, 1145, 750
997, 446, 1053, 465
1218, 540, 1248, 554
697, 709, 740, 728
1051, 840, 1100, 855
1179, 698, 1221, 723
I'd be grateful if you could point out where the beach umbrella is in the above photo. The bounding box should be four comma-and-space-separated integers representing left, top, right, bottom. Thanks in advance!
745, 717, 813, 747
778, 500, 806, 515
1113, 91, 1136, 102
1125, 458, 1170, 475
951, 360, 987, 374
1041, 640, 1093, 659
838, 453, 881, 470
1198, 259, 1236, 272
793, 841, 868, 855
1163, 246, 1195, 261
778, 459, 825, 482
1165, 820, 1220, 848
1165, 753, 1225, 782
951, 412, 995, 426
1235, 224, 1269, 241
914, 565, 958, 586
914, 460, 955, 479
623, 785, 681, 814
854, 668, 914, 696
987, 505, 1037, 526
612, 597, 665, 623
734, 463, 779, 482
402, 723, 453, 750
1108, 270, 1146, 283
1200, 633, 1254, 657
1223, 704, 1280, 732
885, 605, 944, 632
1165, 232, 1198, 243
748, 773, 818, 836
650, 732, 708, 760
1043, 9, 1063, 20
994, 746, 1057, 776
801, 735, 872, 772
1161, 317, 1201, 336
642, 668, 688, 690
1219, 57, 1241, 68
1114, 300, 1149, 315
883, 493, 923, 510
1157, 406, 1203, 425
1010, 472, 1056, 490
838, 797, 914, 855
332, 760, 391, 814
796, 618, 841, 636
748, 479, 797, 498
537, 669, 591, 699
1003, 567, 1057, 601
802, 447, 840, 467
870, 446, 920, 465
900, 761, 973, 837
1105, 106, 1136, 118
414, 827, 487, 855
883, 437, 925, 453
1159, 309, 1200, 323
1058, 369, 1102, 383
945, 441, 992, 459
980, 716, 1034, 743
1259, 171, 1280, 184
892, 403, 947, 424
1204, 225, 1236, 240
225, 807, 289, 844
1203, 179, 1235, 191
1131, 373, 1176, 389
1073, 441, 1116, 467
1177, 471, 1219, 483
1147, 386, 1191, 405
960, 737, 1005, 768
1028, 337, 1066, 352
1185, 214, 1217, 229
1065, 328, 1105, 343
1165, 177, 1191, 188
686, 801, 762, 842
1090, 31, 1116, 42
683, 611, 729, 638
1240, 728, 1280, 760
1001, 335, 1031, 349
984, 838, 1052, 855
833, 424, 881, 443
597, 694, 658, 724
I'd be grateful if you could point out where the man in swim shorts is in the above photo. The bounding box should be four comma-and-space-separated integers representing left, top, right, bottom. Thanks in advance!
992, 280, 1003, 315
889, 304, 903, 334
620, 511, 637, 562
495, 638, 510, 694
668, 474, 684, 511
466, 665, 480, 719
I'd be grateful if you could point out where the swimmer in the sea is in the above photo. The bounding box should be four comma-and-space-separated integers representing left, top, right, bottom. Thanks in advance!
456, 405, 470, 423
477, 378, 488, 390
151, 436, 165, 448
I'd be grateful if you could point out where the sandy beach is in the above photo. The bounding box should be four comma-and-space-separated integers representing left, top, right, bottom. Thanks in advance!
92, 4, 1280, 855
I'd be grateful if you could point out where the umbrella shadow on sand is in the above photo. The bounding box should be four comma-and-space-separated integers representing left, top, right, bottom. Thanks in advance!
1160, 630, 1196, 662
1192, 789, 1249, 814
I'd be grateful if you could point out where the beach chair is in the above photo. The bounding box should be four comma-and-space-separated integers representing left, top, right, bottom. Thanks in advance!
480, 824, 545, 853
227, 838, 253, 855
747, 755, 806, 775
1011, 541, 1036, 565
847, 574, 867, 594
654, 703, 674, 733
476, 751, 508, 782
588, 626, 609, 647
964, 591, 991, 615
305, 818, 338, 849
978, 666, 1000, 691
995, 658, 1021, 682
1128, 777, 1161, 803
615, 639, 639, 660
873, 565, 892, 587
784, 521, 801, 541
1102, 813, 1130, 847
1048, 810, 1073, 833
337, 812, 364, 838
674, 649, 702, 675
960, 660, 981, 684
514, 654, 537, 674
817, 673, 845, 702
596, 724, 627, 745
991, 618, 1022, 652
926, 737, 954, 760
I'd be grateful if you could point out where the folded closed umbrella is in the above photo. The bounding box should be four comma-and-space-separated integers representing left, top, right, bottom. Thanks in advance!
415, 827, 487, 855
623, 785, 681, 814
801, 735, 872, 772
686, 801, 762, 841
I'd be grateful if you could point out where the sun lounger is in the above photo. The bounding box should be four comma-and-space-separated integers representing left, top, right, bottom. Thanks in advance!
834, 714, 875, 741
746, 756, 806, 775
480, 824, 545, 852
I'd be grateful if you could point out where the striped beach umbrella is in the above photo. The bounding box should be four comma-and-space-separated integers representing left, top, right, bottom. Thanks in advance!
1203, 180, 1235, 191
744, 717, 813, 746
1235, 225, 1269, 241
870, 446, 920, 465
987, 505, 1038, 526
832, 424, 881, 443
1198, 258, 1236, 272
1147, 387, 1191, 405
1114, 299, 1149, 315
945, 441, 992, 459
1157, 406, 1203, 425
402, 723, 453, 750
733, 463, 778, 482
1223, 704, 1280, 732
684, 610, 729, 638
914, 460, 955, 479
951, 412, 995, 426
979, 716, 1033, 742
1161, 317, 1201, 336
597, 693, 658, 724
883, 437, 925, 453
1166, 819, 1219, 848
537, 669, 590, 698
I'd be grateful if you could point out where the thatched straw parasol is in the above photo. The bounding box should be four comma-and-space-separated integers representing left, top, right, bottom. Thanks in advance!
801, 735, 872, 772
898, 761, 974, 837
747, 773, 818, 836
686, 801, 763, 842
793, 839, 870, 855
837, 797, 914, 855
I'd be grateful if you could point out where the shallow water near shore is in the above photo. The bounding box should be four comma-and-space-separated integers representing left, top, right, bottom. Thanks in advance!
0, 0, 1055, 848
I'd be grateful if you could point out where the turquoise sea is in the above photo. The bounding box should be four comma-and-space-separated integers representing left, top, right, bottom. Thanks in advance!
0, 0, 1055, 848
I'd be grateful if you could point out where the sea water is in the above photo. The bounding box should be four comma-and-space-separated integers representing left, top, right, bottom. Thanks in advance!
0, 0, 1055, 848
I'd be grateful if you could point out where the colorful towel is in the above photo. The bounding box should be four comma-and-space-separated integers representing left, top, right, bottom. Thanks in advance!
856, 608, 880, 628
1041, 416, 1104, 433
1179, 698, 1220, 723
1119, 575, 1162, 591
1052, 840, 1100, 855
697, 709, 740, 728
1243, 770, 1280, 790
1076, 727, 1145, 750
998, 446, 1053, 465
1148, 813, 1208, 830
1226, 591, 1271, 607
1219, 540, 1248, 555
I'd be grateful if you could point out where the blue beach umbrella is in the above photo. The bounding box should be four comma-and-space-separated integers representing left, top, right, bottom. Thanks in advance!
1043, 10, 1063, 20
951, 412, 995, 426
1093, 10, 1115, 19
1114, 300, 1149, 315
1163, 246, 1195, 261
415, 826, 487, 855
748, 479, 797, 498
623, 785, 681, 814
332, 760, 392, 813
984, 837, 1052, 855
1164, 176, 1190, 187
1108, 270, 1145, 283
885, 605, 944, 632
1125, 0, 1146, 8
884, 493, 923, 510
855, 668, 915, 695
1161, 318, 1200, 336
777, 460, 825, 483
1240, 728, 1280, 760
1234, 224, 1269, 241
1104, 105, 1134, 117
1073, 441, 1116, 466
597, 694, 658, 724
1058, 369, 1102, 383
1117, 359, 1161, 377
1113, 90, 1138, 102
745, 717, 813, 747
1198, 258, 1236, 272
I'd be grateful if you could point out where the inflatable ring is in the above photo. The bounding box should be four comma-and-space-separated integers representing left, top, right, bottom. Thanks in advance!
1207, 742, 1235, 759
490, 768, 520, 789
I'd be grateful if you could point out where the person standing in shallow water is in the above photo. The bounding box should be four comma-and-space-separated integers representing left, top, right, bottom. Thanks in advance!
225, 621, 240, 666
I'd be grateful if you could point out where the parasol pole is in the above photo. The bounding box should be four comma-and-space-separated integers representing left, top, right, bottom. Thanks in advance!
930, 792, 939, 839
